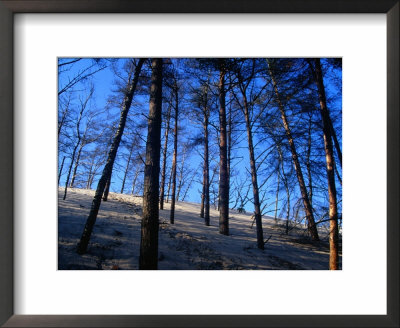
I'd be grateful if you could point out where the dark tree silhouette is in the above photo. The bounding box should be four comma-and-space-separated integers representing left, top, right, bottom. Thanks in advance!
234, 59, 264, 249
159, 103, 172, 210
218, 59, 229, 236
169, 80, 179, 224
139, 58, 163, 270
267, 60, 319, 241
76, 58, 145, 254
63, 88, 94, 200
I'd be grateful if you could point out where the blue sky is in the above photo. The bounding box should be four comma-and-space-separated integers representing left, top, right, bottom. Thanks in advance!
58, 58, 342, 220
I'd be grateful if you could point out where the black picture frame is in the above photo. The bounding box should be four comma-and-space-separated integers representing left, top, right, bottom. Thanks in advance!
0, 1, 398, 327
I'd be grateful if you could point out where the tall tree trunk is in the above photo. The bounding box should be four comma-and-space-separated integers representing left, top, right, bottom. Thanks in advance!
102, 175, 111, 201
139, 58, 163, 270
121, 140, 135, 194
227, 97, 232, 203
200, 112, 210, 225
268, 62, 319, 241
169, 84, 179, 224
306, 116, 313, 206
313, 58, 339, 270
204, 114, 210, 226
58, 156, 66, 185
159, 104, 172, 210
307, 59, 342, 169
277, 144, 290, 235
242, 92, 264, 249
77, 58, 144, 254
218, 60, 229, 235
70, 142, 84, 188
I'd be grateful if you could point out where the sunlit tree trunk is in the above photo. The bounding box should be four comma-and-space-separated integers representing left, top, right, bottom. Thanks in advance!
139, 58, 163, 270
159, 104, 172, 210
313, 58, 339, 270
76, 58, 144, 254
218, 60, 229, 235
268, 61, 319, 241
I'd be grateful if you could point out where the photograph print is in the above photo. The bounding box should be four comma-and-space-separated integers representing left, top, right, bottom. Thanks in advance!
58, 58, 342, 270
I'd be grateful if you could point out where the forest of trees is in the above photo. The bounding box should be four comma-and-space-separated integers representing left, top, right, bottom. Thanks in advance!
58, 57, 342, 270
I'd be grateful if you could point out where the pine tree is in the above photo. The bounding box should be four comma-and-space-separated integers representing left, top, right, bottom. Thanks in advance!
139, 58, 163, 269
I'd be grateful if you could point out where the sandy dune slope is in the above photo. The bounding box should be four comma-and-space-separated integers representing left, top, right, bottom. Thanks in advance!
58, 188, 340, 270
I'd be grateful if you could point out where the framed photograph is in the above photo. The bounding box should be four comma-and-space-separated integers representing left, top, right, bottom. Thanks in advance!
0, 0, 398, 327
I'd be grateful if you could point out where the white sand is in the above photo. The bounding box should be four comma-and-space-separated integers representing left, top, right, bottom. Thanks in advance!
58, 187, 340, 270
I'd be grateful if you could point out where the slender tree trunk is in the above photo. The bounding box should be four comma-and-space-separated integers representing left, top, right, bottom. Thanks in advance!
200, 113, 210, 223
159, 104, 172, 210
120, 141, 134, 194
306, 116, 313, 206
86, 161, 94, 189
307, 59, 342, 169
63, 138, 81, 200
277, 145, 291, 235
242, 92, 264, 249
70, 143, 84, 188
139, 58, 163, 270
313, 58, 339, 270
182, 170, 197, 201
77, 58, 144, 254
204, 114, 210, 226
170, 84, 179, 224
227, 98, 232, 202
58, 96, 71, 137
176, 148, 186, 202
268, 62, 319, 241
328, 115, 342, 168
274, 165, 280, 222
58, 156, 66, 185
218, 60, 229, 235
102, 175, 111, 201
285, 186, 290, 235
131, 168, 140, 195
200, 174, 205, 218
166, 165, 173, 203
